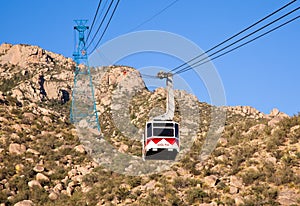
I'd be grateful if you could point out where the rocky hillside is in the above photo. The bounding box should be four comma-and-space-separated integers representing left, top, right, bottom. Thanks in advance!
0, 43, 300, 206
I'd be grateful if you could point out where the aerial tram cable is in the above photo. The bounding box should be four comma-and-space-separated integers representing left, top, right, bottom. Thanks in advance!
140, 3, 299, 79
89, 0, 121, 54
128, 0, 180, 33
170, 0, 298, 73
174, 6, 300, 74
141, 73, 159, 79
87, 0, 111, 43
86, 0, 103, 42
175, 14, 300, 75
86, 0, 116, 50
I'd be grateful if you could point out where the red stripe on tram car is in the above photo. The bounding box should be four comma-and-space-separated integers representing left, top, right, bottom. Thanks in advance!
165, 138, 177, 145
146, 138, 178, 146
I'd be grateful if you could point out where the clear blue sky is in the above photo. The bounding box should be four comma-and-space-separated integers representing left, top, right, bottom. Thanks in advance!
1, 0, 299, 115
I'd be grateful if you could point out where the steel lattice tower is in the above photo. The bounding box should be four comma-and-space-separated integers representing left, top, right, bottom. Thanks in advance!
70, 20, 100, 132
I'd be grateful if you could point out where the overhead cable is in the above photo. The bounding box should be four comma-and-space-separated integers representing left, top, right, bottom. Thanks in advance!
175, 15, 300, 75
86, 0, 103, 42
171, 0, 297, 73
88, 0, 121, 54
86, 0, 116, 49
128, 0, 180, 33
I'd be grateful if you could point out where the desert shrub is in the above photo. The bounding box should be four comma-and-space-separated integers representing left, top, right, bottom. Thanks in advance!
266, 136, 281, 151
222, 196, 235, 205
49, 167, 68, 181
83, 172, 99, 187
8, 176, 30, 204
241, 168, 265, 186
173, 177, 189, 189
243, 184, 280, 206
127, 176, 142, 188
116, 187, 131, 201
278, 115, 300, 131
216, 181, 229, 192
296, 152, 300, 159
272, 149, 284, 160
0, 190, 9, 205
270, 165, 295, 185
172, 177, 202, 190
186, 188, 208, 204
180, 156, 200, 175
139, 192, 165, 206
260, 161, 276, 182
263, 126, 272, 135
168, 195, 182, 206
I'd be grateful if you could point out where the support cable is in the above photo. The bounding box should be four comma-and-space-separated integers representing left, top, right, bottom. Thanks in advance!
174, 6, 299, 74
141, 73, 159, 79
171, 0, 297, 73
86, 0, 115, 49
175, 15, 300, 75
88, 0, 121, 54
86, 0, 103, 42
128, 0, 180, 33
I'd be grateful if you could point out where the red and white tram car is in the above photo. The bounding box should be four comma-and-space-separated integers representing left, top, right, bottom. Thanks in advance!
142, 120, 179, 160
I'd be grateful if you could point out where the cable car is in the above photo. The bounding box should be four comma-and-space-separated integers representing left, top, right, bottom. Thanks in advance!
142, 120, 179, 160
142, 71, 179, 160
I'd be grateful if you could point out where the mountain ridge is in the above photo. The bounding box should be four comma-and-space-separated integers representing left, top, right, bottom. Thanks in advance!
0, 43, 299, 206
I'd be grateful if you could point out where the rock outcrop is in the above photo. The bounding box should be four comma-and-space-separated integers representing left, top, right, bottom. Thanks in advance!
0, 43, 74, 103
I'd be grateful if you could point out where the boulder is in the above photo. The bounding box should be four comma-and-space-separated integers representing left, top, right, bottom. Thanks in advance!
204, 175, 218, 187
290, 125, 300, 134
141, 180, 156, 191
0, 117, 9, 123
72, 175, 84, 183
234, 196, 244, 205
27, 148, 40, 155
9, 143, 26, 155
33, 165, 44, 173
14, 200, 34, 206
230, 175, 243, 188
278, 188, 300, 205
247, 124, 265, 134
77, 166, 90, 176
118, 144, 128, 153
53, 183, 63, 193
230, 186, 239, 194
42, 116, 52, 124
68, 169, 78, 178
36, 173, 50, 183
48, 192, 59, 200
218, 137, 228, 146
74, 145, 86, 154
23, 113, 35, 122
66, 184, 74, 196
270, 108, 280, 117
11, 124, 22, 133
28, 180, 42, 189
268, 116, 284, 127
